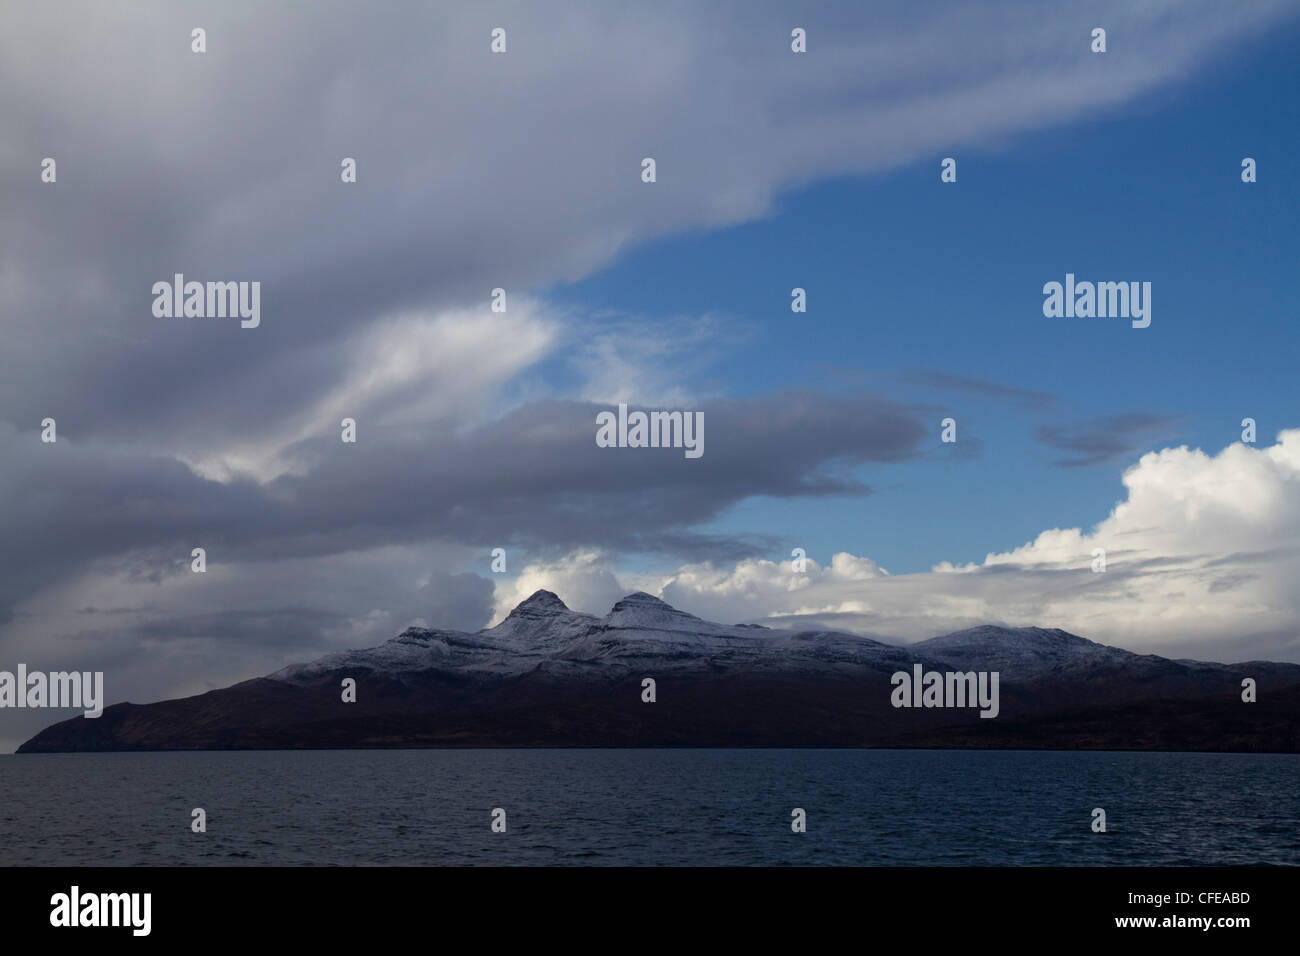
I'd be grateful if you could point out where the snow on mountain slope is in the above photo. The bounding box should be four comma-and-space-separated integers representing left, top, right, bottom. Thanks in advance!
271, 590, 1153, 685
913, 625, 1137, 680
269, 627, 490, 681
479, 589, 601, 652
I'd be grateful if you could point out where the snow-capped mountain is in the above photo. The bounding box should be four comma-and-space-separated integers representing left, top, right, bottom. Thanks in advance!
269, 590, 1252, 686
19, 591, 1300, 753
267, 589, 928, 686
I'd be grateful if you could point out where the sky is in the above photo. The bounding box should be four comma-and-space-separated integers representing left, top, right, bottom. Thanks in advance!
1, 0, 1298, 750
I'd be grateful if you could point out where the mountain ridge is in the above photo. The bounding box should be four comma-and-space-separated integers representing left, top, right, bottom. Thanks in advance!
18, 590, 1300, 753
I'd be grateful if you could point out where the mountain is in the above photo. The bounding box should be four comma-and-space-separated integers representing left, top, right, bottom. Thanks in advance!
18, 591, 1300, 752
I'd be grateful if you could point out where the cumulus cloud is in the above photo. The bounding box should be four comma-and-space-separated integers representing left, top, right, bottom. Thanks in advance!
516, 432, 1300, 664
490, 550, 627, 624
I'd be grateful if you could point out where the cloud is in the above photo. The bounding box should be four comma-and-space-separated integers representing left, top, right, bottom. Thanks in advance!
525, 431, 1300, 664
187, 300, 562, 482
0, 390, 925, 602
2, 0, 1291, 453
572, 311, 743, 408
0, 541, 498, 750
490, 550, 626, 623
1035, 412, 1184, 467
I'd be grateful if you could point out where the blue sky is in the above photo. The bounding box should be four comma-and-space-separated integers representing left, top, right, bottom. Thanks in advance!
542, 19, 1300, 575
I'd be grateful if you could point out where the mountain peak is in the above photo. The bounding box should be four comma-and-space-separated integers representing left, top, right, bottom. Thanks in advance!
610, 591, 673, 612
510, 590, 570, 615
603, 591, 710, 631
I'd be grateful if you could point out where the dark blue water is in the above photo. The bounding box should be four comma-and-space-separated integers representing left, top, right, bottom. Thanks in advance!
1, 749, 1296, 866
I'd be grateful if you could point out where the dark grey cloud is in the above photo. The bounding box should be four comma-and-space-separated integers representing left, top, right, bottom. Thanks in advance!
415, 572, 497, 633
105, 573, 493, 655
120, 607, 348, 652
1035, 413, 1184, 467
0, 391, 924, 605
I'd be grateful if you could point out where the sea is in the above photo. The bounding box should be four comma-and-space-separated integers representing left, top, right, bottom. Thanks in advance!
1, 749, 1296, 866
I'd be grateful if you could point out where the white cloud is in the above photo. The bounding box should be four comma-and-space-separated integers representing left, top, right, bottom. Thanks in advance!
572, 311, 737, 408
525, 432, 1300, 663
186, 300, 560, 482
490, 549, 627, 624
